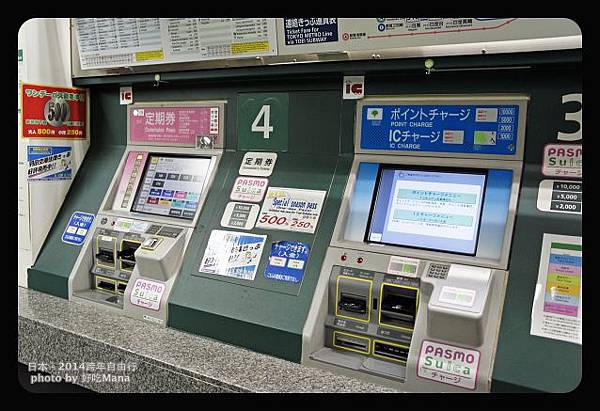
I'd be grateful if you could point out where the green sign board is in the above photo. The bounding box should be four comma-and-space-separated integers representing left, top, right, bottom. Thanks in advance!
237, 93, 289, 151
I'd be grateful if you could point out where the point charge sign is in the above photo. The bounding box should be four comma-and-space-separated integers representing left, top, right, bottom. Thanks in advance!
21, 83, 87, 139
360, 104, 520, 155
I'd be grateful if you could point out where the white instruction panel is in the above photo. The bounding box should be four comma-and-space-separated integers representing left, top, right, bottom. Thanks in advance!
255, 187, 327, 234
530, 234, 582, 345
74, 18, 278, 70
199, 230, 267, 281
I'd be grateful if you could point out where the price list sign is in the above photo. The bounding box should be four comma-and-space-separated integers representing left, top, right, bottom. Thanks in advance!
537, 180, 582, 215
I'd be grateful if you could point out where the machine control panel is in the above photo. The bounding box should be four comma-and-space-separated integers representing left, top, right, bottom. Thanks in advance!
89, 215, 184, 299
321, 263, 420, 381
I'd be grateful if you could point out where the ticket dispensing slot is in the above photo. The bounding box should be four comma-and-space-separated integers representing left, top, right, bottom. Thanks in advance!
379, 284, 419, 330
338, 293, 368, 315
118, 239, 141, 271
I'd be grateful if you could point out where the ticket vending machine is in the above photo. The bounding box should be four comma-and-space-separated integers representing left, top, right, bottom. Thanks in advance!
303, 95, 528, 392
67, 101, 225, 325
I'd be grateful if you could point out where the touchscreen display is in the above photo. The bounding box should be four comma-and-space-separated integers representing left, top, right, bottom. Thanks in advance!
131, 155, 211, 220
366, 166, 487, 255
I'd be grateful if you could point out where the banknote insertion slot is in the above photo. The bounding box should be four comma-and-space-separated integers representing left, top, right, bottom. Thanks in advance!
95, 235, 117, 268
95, 277, 116, 293
380, 284, 418, 329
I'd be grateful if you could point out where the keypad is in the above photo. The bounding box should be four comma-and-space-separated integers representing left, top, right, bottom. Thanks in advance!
427, 263, 450, 279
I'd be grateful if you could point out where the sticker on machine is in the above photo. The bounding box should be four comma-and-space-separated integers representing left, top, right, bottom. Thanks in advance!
113, 217, 134, 233
199, 230, 267, 281
255, 187, 327, 234
130, 278, 165, 311
230, 176, 268, 202
239, 152, 277, 177
387, 256, 420, 277
542, 144, 582, 178
220, 202, 260, 230
417, 340, 480, 390
264, 241, 310, 283
61, 211, 95, 246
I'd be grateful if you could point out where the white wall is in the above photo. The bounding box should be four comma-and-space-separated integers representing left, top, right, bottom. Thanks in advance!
18, 18, 90, 287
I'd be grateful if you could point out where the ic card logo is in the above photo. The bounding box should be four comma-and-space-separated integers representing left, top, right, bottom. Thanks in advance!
367, 107, 383, 121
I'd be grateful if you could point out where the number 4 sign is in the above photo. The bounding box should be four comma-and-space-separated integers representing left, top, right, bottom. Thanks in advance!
251, 105, 273, 139
237, 93, 289, 151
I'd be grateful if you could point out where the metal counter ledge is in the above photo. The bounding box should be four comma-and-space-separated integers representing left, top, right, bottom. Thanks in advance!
18, 287, 395, 393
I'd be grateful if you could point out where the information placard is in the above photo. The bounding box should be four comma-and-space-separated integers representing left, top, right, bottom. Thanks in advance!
75, 18, 278, 70
256, 187, 327, 234
238, 152, 277, 177
27, 146, 72, 181
199, 230, 267, 281
278, 18, 581, 56
537, 180, 582, 214
264, 241, 310, 283
62, 212, 95, 246
220, 202, 260, 230
530, 234, 582, 345
129, 105, 220, 147
21, 84, 87, 139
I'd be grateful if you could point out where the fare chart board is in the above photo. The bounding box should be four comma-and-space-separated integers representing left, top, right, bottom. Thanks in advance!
74, 19, 580, 71
75, 18, 278, 70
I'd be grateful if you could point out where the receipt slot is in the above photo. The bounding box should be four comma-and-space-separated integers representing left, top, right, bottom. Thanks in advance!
302, 95, 528, 392
67, 101, 225, 325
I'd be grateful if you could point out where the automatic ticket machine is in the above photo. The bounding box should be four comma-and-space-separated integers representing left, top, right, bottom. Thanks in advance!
67, 101, 225, 325
303, 95, 528, 392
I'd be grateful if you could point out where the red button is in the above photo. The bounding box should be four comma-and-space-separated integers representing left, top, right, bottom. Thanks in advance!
341, 254, 347, 261
357, 257, 364, 264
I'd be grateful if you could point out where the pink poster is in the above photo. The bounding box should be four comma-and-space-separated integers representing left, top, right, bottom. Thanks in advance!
129, 106, 220, 146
